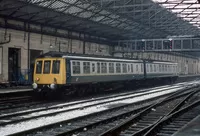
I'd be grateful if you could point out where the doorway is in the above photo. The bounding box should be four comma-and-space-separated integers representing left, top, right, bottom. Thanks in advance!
8, 48, 21, 82
30, 50, 43, 81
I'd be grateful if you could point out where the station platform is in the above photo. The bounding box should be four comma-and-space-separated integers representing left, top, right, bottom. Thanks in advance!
0, 88, 32, 94
176, 74, 200, 83
172, 115, 200, 136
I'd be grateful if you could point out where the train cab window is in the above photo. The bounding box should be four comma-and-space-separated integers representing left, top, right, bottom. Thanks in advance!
97, 62, 100, 73
43, 60, 51, 74
109, 63, 114, 73
52, 60, 60, 74
72, 61, 80, 74
101, 62, 107, 73
83, 62, 90, 74
123, 63, 127, 73
116, 63, 121, 73
36, 61, 42, 74
131, 64, 134, 73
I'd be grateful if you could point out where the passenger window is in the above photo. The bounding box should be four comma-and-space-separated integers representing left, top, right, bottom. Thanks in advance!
136, 64, 138, 72
109, 63, 114, 73
154, 65, 156, 72
128, 64, 130, 72
43, 60, 51, 74
97, 62, 100, 73
141, 64, 143, 72
123, 63, 127, 73
92, 63, 95, 72
150, 65, 152, 72
36, 61, 42, 74
131, 64, 134, 73
83, 62, 90, 74
52, 60, 60, 74
116, 63, 121, 73
101, 62, 107, 73
72, 61, 80, 74
159, 64, 161, 72
146, 65, 149, 72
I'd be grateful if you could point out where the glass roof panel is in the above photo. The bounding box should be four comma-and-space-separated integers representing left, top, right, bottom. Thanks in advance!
182, 0, 197, 4
193, 11, 200, 14
193, 24, 199, 27
190, 4, 200, 8
152, 0, 167, 2
171, 9, 183, 12
192, 18, 200, 21
183, 17, 193, 21
175, 4, 191, 9
177, 14, 187, 17
187, 14, 199, 17
161, 4, 177, 8
184, 9, 197, 12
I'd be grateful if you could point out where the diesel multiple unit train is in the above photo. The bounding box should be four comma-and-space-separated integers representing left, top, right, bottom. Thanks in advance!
32, 51, 178, 94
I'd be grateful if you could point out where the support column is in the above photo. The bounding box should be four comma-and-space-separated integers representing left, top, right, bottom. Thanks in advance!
27, 24, 30, 70
83, 34, 85, 54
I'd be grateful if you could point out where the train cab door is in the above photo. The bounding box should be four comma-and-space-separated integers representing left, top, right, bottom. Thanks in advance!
66, 59, 71, 83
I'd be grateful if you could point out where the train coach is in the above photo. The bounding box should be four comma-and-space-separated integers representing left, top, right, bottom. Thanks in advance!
32, 51, 178, 95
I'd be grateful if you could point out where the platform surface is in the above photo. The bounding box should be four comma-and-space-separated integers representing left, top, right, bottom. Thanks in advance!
0, 88, 33, 94
179, 74, 200, 77
172, 114, 200, 136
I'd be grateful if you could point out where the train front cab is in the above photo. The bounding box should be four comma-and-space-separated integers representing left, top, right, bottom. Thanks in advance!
32, 58, 66, 92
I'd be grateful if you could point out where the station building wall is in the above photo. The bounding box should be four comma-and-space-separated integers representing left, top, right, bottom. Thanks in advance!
0, 28, 111, 82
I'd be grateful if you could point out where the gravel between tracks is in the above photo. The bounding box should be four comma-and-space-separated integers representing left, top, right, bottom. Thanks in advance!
0, 86, 185, 136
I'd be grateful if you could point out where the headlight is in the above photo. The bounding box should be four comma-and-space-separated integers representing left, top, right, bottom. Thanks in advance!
50, 83, 57, 90
32, 83, 38, 89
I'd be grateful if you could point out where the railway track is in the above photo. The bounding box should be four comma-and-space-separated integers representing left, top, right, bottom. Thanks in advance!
0, 85, 183, 126
141, 99, 200, 136
0, 84, 178, 113
98, 87, 200, 136
0, 81, 195, 113
0, 83, 197, 136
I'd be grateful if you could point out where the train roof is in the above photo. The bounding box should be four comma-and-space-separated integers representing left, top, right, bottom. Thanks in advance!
37, 51, 177, 64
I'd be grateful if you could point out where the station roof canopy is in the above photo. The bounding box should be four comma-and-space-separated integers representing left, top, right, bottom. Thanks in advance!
0, 0, 200, 40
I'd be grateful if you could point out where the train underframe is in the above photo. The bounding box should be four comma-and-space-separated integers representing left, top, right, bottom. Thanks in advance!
33, 76, 178, 99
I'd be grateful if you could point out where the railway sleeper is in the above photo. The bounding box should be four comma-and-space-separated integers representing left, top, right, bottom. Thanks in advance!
161, 127, 180, 131
158, 129, 176, 134
164, 124, 182, 129
157, 132, 172, 136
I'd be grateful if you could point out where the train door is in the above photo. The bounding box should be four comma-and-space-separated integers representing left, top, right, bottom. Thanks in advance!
8, 48, 21, 82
